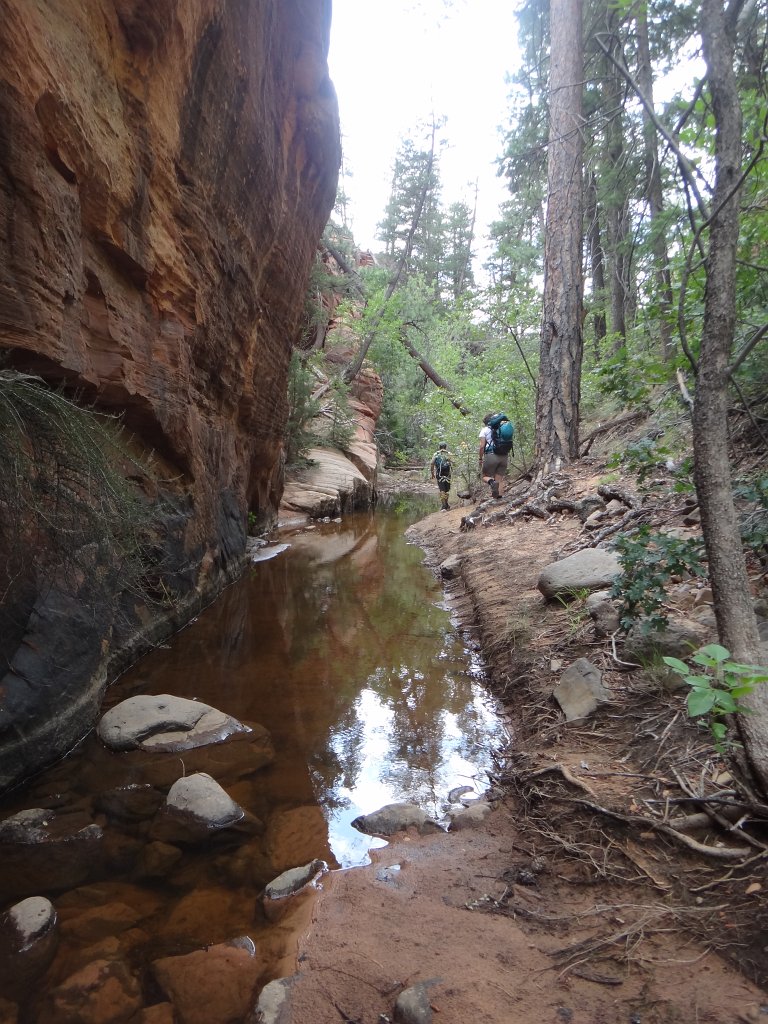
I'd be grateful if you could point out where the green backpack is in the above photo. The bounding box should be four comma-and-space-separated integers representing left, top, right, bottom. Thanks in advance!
433, 451, 452, 479
486, 413, 514, 456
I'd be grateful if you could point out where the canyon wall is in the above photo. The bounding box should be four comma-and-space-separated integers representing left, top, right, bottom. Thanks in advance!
0, 0, 340, 789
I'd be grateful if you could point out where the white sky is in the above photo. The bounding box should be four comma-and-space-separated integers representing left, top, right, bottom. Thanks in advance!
327, 0, 522, 258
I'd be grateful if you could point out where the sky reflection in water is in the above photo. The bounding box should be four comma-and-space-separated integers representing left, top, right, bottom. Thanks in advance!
277, 506, 506, 867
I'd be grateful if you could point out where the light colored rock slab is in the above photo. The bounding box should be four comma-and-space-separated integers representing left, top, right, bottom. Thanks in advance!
98, 695, 247, 752
538, 549, 622, 600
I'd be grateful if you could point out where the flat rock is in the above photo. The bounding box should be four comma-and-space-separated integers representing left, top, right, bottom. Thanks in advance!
585, 591, 620, 638
95, 784, 165, 823
280, 446, 374, 518
0, 810, 105, 903
264, 859, 328, 902
250, 543, 290, 563
253, 976, 296, 1024
439, 554, 462, 579
554, 658, 610, 722
98, 695, 248, 753
538, 549, 622, 600
152, 941, 265, 1024
351, 803, 443, 838
394, 979, 442, 1024
263, 859, 327, 923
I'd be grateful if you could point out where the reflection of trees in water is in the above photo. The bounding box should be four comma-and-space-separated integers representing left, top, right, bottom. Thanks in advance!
133, 509, 499, 814
293, 513, 501, 809
308, 696, 366, 808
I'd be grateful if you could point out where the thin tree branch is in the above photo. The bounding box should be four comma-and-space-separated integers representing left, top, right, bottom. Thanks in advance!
729, 373, 768, 451
729, 321, 768, 376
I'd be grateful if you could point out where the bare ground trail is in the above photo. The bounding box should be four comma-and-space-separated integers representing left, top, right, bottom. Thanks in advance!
283, 466, 768, 1024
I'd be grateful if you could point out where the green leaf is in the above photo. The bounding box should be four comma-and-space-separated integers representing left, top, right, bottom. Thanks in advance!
688, 689, 717, 717
695, 644, 731, 663
727, 663, 768, 680
685, 674, 713, 689
663, 656, 690, 674
713, 692, 739, 714
730, 685, 756, 698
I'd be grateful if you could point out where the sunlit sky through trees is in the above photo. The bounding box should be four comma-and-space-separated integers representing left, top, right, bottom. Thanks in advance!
328, 0, 521, 261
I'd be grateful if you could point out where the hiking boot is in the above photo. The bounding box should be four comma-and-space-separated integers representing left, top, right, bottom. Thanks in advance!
489, 479, 500, 499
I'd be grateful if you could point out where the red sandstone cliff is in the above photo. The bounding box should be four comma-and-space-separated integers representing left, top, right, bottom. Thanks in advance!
0, 0, 340, 788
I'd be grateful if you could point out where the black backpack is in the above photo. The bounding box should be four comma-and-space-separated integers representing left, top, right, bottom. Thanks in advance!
433, 451, 452, 479
486, 413, 514, 456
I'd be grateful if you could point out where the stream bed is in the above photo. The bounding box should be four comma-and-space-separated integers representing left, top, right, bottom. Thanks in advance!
0, 499, 507, 1018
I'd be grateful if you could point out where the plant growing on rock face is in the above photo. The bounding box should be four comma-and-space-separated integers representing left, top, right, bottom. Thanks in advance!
611, 526, 706, 633
326, 373, 355, 453
285, 352, 322, 467
663, 644, 768, 752
0, 369, 161, 643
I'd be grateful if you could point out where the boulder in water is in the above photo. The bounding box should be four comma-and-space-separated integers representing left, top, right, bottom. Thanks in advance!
150, 772, 246, 844
351, 803, 443, 838
97, 694, 248, 753
0, 896, 58, 1001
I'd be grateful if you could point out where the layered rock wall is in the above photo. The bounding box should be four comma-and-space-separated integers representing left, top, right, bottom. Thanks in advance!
279, 366, 383, 522
0, 0, 340, 788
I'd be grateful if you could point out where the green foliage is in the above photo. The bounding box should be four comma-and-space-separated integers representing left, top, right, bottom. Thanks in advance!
326, 373, 355, 453
285, 352, 322, 467
663, 644, 768, 751
611, 526, 706, 632
285, 352, 355, 467
607, 435, 670, 485
606, 433, 694, 494
593, 347, 668, 407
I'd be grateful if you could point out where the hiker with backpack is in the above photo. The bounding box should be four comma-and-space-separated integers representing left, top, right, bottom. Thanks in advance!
478, 412, 514, 499
430, 442, 453, 511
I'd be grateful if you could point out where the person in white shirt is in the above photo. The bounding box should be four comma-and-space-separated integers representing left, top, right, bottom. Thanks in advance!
477, 412, 508, 499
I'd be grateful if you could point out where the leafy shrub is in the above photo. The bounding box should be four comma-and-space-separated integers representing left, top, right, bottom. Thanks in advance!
664, 644, 768, 751
611, 526, 706, 632
285, 352, 321, 467
606, 436, 694, 493
594, 346, 667, 406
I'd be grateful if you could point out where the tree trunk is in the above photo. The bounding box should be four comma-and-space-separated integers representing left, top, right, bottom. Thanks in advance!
696, 0, 767, 792
534, 0, 584, 472
604, 40, 630, 348
586, 171, 606, 359
635, 2, 674, 361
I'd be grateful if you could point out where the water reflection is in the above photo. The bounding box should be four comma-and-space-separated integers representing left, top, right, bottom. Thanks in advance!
105, 504, 504, 868
0, 501, 506, 1017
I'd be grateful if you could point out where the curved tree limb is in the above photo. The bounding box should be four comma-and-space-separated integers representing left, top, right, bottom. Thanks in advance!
398, 328, 471, 416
